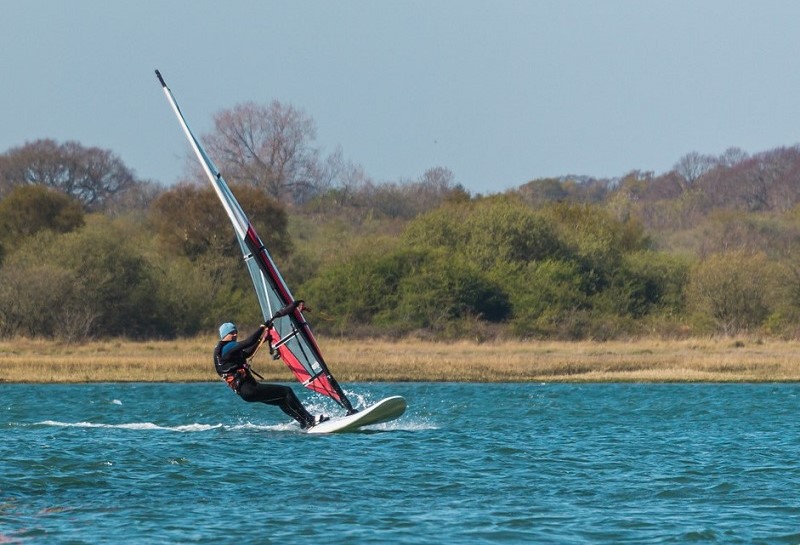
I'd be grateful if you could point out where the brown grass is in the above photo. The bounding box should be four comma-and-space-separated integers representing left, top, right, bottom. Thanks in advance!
2, 336, 800, 383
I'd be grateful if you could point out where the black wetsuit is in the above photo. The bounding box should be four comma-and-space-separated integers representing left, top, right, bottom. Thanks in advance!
214, 325, 314, 428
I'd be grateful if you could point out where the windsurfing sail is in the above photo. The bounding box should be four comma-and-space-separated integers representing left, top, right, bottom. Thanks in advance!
155, 70, 354, 414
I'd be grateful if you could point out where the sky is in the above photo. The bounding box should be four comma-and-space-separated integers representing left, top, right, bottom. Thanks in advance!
3, 1, 800, 195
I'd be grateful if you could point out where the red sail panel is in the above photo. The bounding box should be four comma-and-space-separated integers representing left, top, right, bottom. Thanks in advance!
268, 329, 346, 404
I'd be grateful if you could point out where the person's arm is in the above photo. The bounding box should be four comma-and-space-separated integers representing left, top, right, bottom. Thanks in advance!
240, 325, 267, 358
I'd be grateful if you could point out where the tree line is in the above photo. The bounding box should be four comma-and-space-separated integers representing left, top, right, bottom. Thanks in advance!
2, 99, 800, 341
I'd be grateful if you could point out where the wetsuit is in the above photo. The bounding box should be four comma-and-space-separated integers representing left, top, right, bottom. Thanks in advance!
214, 325, 315, 428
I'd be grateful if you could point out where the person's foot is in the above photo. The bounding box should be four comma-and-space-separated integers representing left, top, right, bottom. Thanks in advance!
304, 414, 329, 429
314, 414, 329, 426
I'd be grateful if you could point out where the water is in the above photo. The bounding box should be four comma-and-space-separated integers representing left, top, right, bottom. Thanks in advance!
2, 382, 800, 544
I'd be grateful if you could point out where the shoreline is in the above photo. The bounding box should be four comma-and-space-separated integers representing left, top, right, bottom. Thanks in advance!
2, 336, 800, 383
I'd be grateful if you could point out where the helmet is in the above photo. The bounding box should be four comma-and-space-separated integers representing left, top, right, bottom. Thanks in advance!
218, 322, 237, 339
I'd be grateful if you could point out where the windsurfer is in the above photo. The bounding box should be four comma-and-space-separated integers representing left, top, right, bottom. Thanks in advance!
213, 322, 328, 429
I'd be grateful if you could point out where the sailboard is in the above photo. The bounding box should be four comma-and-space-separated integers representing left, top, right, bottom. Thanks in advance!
155, 70, 405, 430
306, 396, 406, 434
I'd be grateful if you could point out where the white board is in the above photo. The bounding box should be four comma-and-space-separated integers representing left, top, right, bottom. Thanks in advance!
306, 396, 407, 434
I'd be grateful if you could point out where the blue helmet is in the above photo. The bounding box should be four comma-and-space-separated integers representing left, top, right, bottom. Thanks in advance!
218, 322, 237, 339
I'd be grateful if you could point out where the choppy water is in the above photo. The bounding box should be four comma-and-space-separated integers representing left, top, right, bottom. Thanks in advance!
1, 382, 800, 544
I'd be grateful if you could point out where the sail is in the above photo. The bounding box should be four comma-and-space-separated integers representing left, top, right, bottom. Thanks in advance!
155, 70, 354, 413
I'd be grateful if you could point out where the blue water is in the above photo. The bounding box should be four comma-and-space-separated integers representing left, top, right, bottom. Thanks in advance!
2, 383, 800, 544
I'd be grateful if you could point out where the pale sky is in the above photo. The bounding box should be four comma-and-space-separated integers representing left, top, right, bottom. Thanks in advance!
3, 1, 800, 194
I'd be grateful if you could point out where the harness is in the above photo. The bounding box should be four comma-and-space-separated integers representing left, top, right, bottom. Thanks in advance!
221, 365, 254, 394
218, 348, 267, 395
215, 339, 256, 394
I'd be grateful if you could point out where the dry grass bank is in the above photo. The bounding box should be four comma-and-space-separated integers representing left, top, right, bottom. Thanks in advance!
2, 336, 800, 383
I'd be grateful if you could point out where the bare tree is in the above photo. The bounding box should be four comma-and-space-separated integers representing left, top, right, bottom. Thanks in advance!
418, 166, 455, 192
202, 101, 321, 204
691, 146, 800, 213
0, 139, 136, 209
674, 151, 715, 190
310, 147, 373, 207
348, 167, 468, 220
717, 147, 748, 168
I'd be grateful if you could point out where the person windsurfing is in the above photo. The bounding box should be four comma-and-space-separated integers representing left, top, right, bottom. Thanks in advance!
213, 322, 329, 429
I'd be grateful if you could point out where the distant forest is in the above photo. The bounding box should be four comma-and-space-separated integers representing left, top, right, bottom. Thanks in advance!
2, 100, 800, 341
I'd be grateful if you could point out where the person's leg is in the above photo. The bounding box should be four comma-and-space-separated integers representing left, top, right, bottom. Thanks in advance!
239, 382, 313, 427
